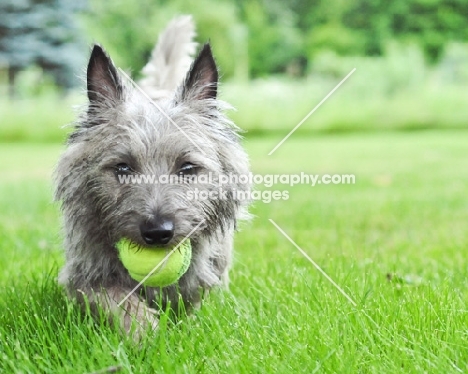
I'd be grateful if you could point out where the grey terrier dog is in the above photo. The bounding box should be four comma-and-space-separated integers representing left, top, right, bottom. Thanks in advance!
54, 16, 250, 336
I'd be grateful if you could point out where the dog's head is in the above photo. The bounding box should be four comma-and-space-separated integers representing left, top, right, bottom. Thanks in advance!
55, 44, 250, 250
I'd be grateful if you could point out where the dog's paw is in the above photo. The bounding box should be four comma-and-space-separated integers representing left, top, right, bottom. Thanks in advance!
119, 296, 159, 341
79, 287, 160, 342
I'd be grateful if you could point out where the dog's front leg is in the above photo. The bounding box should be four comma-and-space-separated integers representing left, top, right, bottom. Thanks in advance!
77, 287, 159, 340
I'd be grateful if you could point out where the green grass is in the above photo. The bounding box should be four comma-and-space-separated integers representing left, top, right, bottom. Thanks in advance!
1, 131, 468, 373
3, 73, 468, 143
0, 95, 78, 143
223, 77, 468, 134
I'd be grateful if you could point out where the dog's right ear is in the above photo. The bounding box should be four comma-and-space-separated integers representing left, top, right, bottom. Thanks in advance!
179, 43, 218, 102
87, 44, 122, 104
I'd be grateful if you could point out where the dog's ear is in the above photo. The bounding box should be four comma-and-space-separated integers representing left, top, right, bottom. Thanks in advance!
180, 43, 218, 101
87, 44, 123, 104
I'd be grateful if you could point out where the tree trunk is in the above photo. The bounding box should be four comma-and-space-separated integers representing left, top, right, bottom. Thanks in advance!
8, 66, 17, 99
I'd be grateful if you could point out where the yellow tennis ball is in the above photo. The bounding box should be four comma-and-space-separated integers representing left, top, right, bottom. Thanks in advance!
117, 238, 192, 287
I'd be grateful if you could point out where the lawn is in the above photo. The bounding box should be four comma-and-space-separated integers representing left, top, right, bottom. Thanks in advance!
0, 130, 467, 373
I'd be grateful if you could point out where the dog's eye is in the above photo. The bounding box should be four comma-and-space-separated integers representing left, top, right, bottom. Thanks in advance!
178, 162, 197, 175
115, 163, 132, 174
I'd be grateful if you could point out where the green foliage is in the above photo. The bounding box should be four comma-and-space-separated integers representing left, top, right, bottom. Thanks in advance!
82, 0, 242, 79
223, 41, 468, 134
237, 0, 303, 77
81, 0, 161, 76
84, 0, 302, 79
179, 0, 242, 79
305, 23, 365, 58
344, 0, 468, 61
2, 0, 468, 86
79, 0, 468, 79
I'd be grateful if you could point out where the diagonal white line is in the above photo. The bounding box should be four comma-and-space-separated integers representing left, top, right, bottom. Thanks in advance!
117, 68, 206, 155
269, 219, 357, 306
268, 68, 356, 156
268, 219, 437, 353
312, 349, 336, 374
117, 219, 205, 307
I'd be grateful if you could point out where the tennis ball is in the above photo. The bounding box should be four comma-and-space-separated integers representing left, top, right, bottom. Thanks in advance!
117, 238, 192, 287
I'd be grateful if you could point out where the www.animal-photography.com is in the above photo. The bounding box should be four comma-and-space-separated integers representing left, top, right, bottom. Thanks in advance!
1, 1, 468, 373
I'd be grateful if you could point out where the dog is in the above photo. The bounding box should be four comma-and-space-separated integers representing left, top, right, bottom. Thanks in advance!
54, 15, 250, 338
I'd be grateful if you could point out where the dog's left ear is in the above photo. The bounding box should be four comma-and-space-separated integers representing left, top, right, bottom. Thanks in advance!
180, 43, 218, 101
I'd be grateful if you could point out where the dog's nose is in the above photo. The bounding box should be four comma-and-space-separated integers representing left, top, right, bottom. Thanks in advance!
140, 218, 174, 245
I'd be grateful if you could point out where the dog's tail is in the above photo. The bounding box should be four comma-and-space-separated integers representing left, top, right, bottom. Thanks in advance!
140, 15, 197, 94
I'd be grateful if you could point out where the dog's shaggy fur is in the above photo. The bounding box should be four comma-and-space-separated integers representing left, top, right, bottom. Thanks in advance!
54, 16, 250, 336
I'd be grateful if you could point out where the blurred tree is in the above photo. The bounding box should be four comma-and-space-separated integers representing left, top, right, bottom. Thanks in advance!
78, 0, 468, 80
82, 0, 157, 76
86, 0, 304, 79
345, 0, 468, 61
0, 0, 85, 98
298, 0, 365, 60
288, 0, 468, 63
84, 0, 243, 79
237, 0, 303, 77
